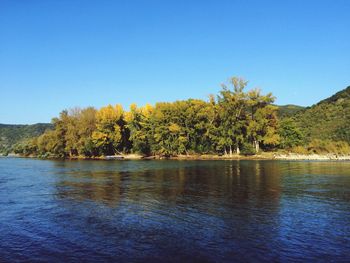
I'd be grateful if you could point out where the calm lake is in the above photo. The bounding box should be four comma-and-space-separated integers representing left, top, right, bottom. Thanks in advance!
0, 158, 350, 262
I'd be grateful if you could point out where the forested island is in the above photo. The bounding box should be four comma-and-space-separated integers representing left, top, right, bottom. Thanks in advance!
2, 77, 350, 159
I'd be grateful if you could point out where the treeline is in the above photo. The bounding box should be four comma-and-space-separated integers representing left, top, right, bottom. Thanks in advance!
13, 77, 350, 158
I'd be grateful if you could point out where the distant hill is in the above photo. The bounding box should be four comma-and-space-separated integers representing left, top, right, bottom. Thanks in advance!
277, 104, 305, 118
0, 123, 52, 154
291, 86, 350, 143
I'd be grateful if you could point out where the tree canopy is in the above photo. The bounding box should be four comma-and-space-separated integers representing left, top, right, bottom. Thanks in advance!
7, 79, 350, 157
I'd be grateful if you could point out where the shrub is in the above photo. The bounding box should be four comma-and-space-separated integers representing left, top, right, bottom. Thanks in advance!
291, 145, 308, 154
307, 139, 350, 155
240, 143, 256, 156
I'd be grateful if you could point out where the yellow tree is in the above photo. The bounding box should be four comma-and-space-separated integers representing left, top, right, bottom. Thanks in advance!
92, 104, 124, 155
125, 103, 153, 154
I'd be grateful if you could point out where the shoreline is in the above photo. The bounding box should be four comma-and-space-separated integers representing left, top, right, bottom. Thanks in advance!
171, 153, 350, 161
273, 153, 350, 161
2, 153, 350, 161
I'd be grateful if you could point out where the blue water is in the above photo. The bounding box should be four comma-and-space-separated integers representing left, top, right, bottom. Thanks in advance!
0, 158, 350, 262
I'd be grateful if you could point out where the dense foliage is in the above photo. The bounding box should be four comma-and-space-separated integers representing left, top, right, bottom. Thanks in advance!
12, 77, 282, 157
7, 79, 350, 158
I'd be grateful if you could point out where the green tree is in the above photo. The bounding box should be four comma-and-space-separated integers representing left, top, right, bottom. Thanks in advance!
246, 89, 279, 152
278, 118, 304, 149
125, 103, 153, 155
216, 77, 248, 155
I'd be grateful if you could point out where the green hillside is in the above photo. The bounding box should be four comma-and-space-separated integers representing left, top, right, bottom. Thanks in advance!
292, 86, 350, 143
0, 123, 52, 154
277, 104, 305, 118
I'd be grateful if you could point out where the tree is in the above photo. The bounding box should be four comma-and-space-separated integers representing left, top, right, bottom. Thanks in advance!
216, 77, 248, 155
125, 103, 153, 155
148, 102, 187, 155
76, 107, 98, 156
246, 89, 279, 152
92, 104, 125, 155
278, 118, 304, 149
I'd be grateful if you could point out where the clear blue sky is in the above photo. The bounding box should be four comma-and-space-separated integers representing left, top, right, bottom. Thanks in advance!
1, 0, 349, 124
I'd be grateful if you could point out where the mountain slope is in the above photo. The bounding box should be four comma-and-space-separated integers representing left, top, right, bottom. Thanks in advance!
277, 104, 305, 118
292, 86, 350, 143
0, 123, 52, 153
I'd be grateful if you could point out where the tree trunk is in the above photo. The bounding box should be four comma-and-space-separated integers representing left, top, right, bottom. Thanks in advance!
254, 140, 259, 153
224, 147, 227, 156
236, 145, 240, 155
229, 145, 232, 157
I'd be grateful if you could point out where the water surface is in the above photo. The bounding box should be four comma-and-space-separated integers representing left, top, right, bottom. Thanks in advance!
0, 158, 350, 262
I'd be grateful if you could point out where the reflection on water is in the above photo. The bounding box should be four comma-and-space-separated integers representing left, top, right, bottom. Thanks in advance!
55, 161, 283, 207
0, 159, 350, 262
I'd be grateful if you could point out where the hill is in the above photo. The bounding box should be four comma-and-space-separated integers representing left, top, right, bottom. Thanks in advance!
277, 104, 305, 118
291, 86, 350, 143
0, 123, 52, 154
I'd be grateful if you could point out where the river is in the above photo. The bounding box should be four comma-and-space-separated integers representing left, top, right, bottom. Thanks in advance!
0, 158, 349, 262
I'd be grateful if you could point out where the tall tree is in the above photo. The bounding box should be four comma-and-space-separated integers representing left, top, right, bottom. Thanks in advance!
216, 77, 248, 155
246, 89, 279, 152
125, 103, 153, 154
92, 104, 125, 155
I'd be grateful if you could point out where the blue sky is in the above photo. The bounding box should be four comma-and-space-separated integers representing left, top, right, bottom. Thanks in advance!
0, 0, 349, 124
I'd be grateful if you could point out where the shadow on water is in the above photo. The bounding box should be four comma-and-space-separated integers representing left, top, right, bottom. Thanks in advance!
1, 159, 350, 262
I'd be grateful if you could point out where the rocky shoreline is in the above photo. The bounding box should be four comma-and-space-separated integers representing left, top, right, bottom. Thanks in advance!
170, 153, 350, 161
273, 153, 350, 160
